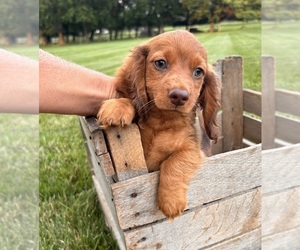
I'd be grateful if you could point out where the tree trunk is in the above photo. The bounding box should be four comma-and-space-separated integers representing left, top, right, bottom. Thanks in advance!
89, 30, 94, 42
209, 22, 214, 33
26, 32, 34, 45
40, 35, 47, 46
109, 30, 113, 41
158, 24, 164, 34
58, 32, 65, 45
2, 36, 11, 45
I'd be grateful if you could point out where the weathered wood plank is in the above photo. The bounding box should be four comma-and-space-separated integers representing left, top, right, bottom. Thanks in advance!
104, 124, 148, 181
262, 187, 300, 237
262, 226, 300, 250
92, 175, 126, 250
112, 145, 261, 230
80, 117, 116, 182
211, 112, 223, 155
243, 89, 261, 116
221, 56, 244, 152
275, 115, 300, 144
99, 153, 116, 183
83, 134, 125, 249
262, 56, 276, 149
205, 228, 261, 250
262, 143, 300, 194
276, 88, 300, 117
243, 114, 261, 144
124, 188, 261, 250
83, 117, 108, 155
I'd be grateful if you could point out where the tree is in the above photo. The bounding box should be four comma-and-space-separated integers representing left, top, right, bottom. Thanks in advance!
181, 0, 204, 30
228, 0, 260, 27
40, 0, 70, 45
0, 0, 38, 44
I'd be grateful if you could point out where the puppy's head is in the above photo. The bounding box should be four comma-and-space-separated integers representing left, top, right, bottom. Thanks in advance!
116, 30, 221, 141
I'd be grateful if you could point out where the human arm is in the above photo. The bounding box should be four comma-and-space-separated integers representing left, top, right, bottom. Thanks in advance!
0, 49, 38, 114
39, 49, 117, 116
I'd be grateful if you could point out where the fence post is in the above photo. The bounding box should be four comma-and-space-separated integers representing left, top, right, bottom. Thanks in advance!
262, 56, 275, 149
221, 56, 244, 152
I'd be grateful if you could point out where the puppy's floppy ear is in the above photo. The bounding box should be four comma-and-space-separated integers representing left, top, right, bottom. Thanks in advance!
198, 65, 221, 143
116, 45, 150, 123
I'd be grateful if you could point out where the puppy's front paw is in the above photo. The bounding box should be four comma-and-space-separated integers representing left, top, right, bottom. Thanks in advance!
97, 98, 135, 128
157, 187, 187, 219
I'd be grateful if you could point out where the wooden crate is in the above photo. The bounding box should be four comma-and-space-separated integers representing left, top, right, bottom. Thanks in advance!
79, 56, 262, 249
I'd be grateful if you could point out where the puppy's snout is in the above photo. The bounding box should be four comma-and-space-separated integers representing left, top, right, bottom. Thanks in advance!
169, 88, 189, 106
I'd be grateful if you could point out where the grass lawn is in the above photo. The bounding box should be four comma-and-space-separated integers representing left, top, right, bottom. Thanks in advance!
262, 21, 300, 91
39, 22, 262, 249
0, 114, 39, 249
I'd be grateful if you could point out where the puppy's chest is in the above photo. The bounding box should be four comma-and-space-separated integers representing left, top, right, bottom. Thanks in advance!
144, 129, 181, 152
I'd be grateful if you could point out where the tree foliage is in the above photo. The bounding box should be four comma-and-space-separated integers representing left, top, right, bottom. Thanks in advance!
0, 0, 264, 44
0, 0, 38, 44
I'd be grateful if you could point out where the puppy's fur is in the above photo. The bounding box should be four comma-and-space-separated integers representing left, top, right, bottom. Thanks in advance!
98, 30, 221, 219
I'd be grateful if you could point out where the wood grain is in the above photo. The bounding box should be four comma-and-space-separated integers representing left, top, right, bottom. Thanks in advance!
243, 114, 261, 144
275, 115, 300, 144
262, 56, 276, 149
204, 228, 261, 250
262, 143, 300, 194
276, 88, 300, 117
243, 89, 261, 116
262, 226, 300, 250
124, 188, 261, 250
112, 145, 261, 230
104, 124, 148, 181
262, 187, 300, 237
221, 56, 244, 152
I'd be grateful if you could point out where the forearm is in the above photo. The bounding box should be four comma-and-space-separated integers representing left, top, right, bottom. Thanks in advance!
39, 49, 117, 116
0, 49, 38, 114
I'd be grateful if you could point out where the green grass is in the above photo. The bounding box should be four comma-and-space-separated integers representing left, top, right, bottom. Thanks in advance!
0, 114, 39, 249
39, 115, 118, 249
2, 45, 39, 60
262, 21, 300, 91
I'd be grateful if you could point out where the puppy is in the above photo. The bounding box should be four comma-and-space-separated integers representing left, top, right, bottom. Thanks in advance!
97, 30, 221, 219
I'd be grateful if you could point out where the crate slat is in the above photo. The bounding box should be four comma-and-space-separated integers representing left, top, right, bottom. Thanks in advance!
243, 114, 261, 144
275, 115, 300, 144
104, 125, 148, 181
262, 143, 300, 194
206, 228, 261, 250
276, 88, 300, 117
262, 187, 300, 237
262, 227, 300, 249
112, 145, 261, 230
124, 188, 260, 250
243, 89, 261, 116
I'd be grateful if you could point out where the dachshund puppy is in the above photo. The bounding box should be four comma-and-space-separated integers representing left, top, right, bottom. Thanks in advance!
97, 30, 221, 219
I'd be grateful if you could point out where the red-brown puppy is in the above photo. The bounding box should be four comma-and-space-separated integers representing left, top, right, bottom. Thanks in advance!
97, 30, 221, 219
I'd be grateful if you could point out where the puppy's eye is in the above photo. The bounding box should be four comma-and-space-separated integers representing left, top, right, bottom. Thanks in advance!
154, 60, 167, 70
193, 67, 204, 78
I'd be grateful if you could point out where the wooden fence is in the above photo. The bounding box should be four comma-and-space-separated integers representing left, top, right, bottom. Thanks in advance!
261, 56, 300, 249
209, 56, 262, 156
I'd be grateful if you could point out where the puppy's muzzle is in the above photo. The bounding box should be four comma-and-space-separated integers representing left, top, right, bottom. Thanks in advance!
169, 88, 189, 106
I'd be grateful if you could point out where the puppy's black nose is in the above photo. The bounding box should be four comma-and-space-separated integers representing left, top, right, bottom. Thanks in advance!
169, 88, 189, 106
